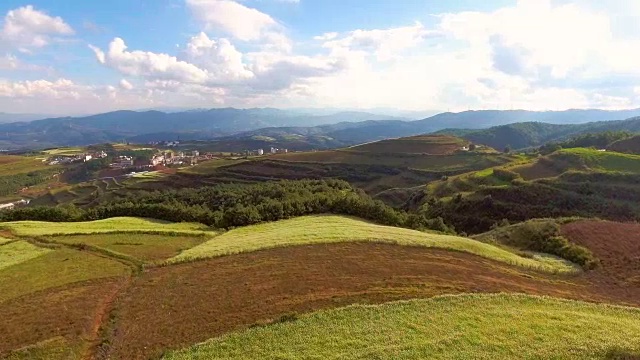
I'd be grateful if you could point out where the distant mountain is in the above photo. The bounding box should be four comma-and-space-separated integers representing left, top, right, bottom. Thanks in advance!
413, 109, 640, 130
0, 113, 53, 123
3, 107, 640, 150
0, 108, 403, 149
437, 117, 640, 150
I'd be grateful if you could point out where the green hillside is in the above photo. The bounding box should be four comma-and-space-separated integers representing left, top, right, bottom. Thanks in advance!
165, 294, 640, 360
171, 215, 576, 273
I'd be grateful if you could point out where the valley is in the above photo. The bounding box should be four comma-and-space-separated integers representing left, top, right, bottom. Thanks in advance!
2, 111, 640, 360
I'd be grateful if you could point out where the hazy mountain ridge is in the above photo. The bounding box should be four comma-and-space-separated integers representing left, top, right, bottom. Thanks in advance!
3, 107, 640, 150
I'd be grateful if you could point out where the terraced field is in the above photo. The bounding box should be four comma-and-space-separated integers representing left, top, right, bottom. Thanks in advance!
2, 214, 640, 359
166, 294, 640, 360
0, 217, 214, 237
50, 233, 207, 263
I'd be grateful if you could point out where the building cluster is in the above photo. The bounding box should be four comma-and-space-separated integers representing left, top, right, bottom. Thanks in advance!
0, 199, 30, 211
245, 147, 288, 156
110, 156, 135, 168
149, 150, 212, 166
47, 151, 108, 165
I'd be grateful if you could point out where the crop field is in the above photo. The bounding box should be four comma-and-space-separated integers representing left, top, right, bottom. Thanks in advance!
562, 220, 640, 286
557, 148, 640, 173
0, 241, 51, 271
0, 155, 50, 176
105, 243, 599, 359
178, 158, 247, 175
348, 135, 469, 155
171, 215, 577, 273
1, 217, 214, 237
42, 147, 84, 156
49, 233, 207, 263
0, 248, 130, 303
273, 150, 515, 172
0, 277, 124, 359
165, 293, 640, 360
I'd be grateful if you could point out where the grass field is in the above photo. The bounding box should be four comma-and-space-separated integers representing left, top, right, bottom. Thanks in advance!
1, 217, 215, 237
0, 237, 13, 245
165, 293, 640, 360
273, 151, 515, 172
170, 215, 577, 273
0, 155, 50, 176
42, 147, 84, 156
0, 248, 130, 303
0, 241, 51, 271
558, 148, 640, 173
178, 158, 247, 175
49, 233, 207, 263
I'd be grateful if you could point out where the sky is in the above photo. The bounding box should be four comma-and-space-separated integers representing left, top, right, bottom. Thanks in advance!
0, 0, 640, 115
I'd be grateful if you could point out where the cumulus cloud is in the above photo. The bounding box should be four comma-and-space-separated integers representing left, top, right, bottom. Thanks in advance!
0, 78, 83, 99
322, 22, 437, 61
182, 32, 254, 82
89, 38, 209, 83
0, 5, 74, 50
186, 0, 280, 42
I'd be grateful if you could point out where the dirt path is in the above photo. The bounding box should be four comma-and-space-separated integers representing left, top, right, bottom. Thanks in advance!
82, 274, 133, 360
104, 242, 608, 360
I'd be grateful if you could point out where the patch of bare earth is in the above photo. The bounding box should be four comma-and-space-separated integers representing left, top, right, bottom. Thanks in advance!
0, 278, 123, 358
105, 243, 606, 360
562, 220, 640, 287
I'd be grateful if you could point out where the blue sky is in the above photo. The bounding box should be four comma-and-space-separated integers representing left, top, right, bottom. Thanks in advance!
0, 0, 639, 114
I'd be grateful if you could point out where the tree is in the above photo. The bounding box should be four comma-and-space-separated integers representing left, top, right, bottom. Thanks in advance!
469, 144, 477, 151
504, 145, 511, 153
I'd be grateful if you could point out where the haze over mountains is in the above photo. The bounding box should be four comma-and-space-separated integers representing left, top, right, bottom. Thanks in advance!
2, 107, 640, 150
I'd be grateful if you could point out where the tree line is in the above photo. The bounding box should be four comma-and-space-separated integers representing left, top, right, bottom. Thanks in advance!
0, 179, 454, 234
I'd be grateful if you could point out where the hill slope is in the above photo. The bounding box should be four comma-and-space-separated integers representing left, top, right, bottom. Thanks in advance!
165, 293, 640, 360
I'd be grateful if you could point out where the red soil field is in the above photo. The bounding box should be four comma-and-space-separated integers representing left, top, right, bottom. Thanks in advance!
104, 243, 608, 360
0, 277, 124, 357
349, 135, 467, 155
562, 220, 640, 286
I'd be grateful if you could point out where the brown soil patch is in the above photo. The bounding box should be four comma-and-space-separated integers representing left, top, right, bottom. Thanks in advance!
562, 220, 640, 286
105, 243, 606, 359
512, 161, 562, 180
351, 136, 465, 155
0, 277, 123, 357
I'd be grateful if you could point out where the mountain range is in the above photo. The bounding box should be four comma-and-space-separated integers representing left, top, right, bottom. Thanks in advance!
3, 107, 640, 150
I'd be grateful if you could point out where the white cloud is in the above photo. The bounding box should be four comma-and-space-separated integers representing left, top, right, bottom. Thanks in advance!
8, 0, 640, 113
322, 22, 436, 61
0, 78, 83, 99
119, 79, 133, 90
0, 5, 74, 50
186, 0, 280, 42
182, 32, 254, 82
90, 38, 209, 83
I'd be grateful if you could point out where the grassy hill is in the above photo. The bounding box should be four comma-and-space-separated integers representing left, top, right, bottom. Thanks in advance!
170, 215, 576, 273
165, 293, 640, 360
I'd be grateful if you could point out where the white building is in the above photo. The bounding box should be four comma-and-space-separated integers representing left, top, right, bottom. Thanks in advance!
257, 149, 264, 156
